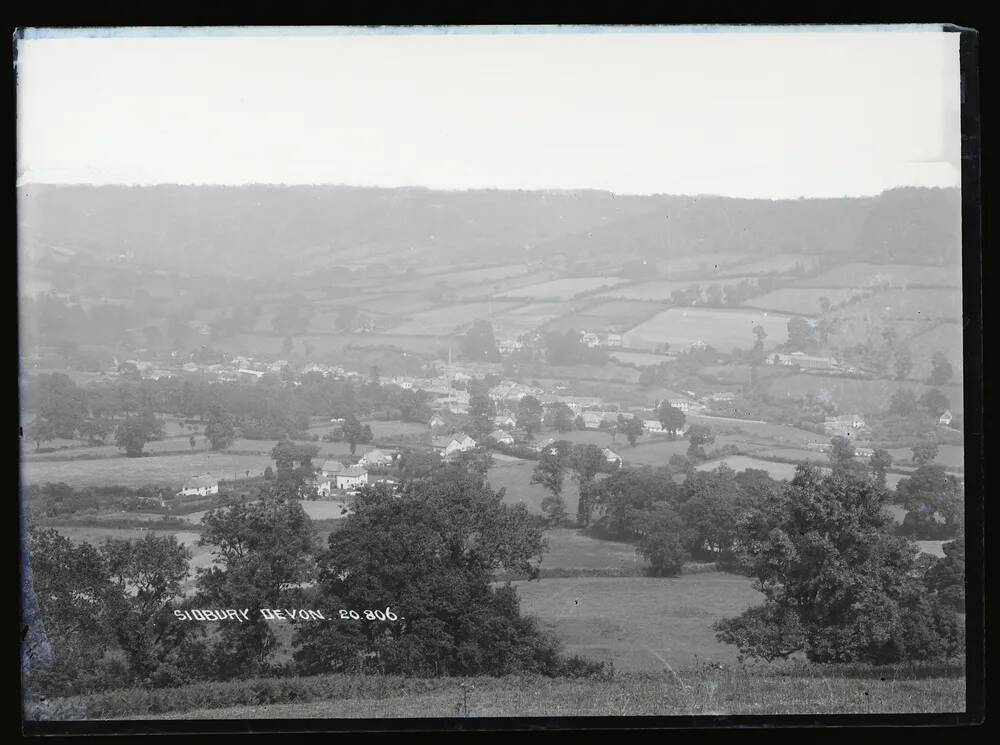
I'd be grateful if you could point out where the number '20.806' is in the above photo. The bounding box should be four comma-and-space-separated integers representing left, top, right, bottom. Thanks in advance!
339, 608, 398, 621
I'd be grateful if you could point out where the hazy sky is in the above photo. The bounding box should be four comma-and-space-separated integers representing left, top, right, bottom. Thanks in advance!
16, 26, 962, 198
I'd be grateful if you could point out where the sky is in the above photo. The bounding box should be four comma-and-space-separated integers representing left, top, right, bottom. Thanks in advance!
15, 26, 963, 199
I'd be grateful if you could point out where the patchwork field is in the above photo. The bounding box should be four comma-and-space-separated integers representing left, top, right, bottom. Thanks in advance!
653, 252, 755, 278
398, 264, 533, 292
490, 301, 588, 338
542, 300, 669, 334
387, 301, 523, 335
798, 263, 962, 289
497, 277, 629, 301
728, 253, 824, 275
744, 287, 867, 316
514, 574, 762, 671
596, 277, 764, 302
623, 308, 791, 353
610, 350, 678, 367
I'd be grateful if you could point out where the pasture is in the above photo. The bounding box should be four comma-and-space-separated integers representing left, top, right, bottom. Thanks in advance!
744, 287, 866, 316
623, 308, 791, 353
21, 451, 273, 489
610, 350, 677, 367
904, 322, 964, 382
695, 455, 828, 481
539, 528, 648, 573
542, 300, 669, 334
798, 263, 963, 289
399, 264, 532, 292
834, 288, 963, 323
653, 252, 755, 278
595, 277, 762, 302
514, 573, 762, 671
728, 253, 824, 275
386, 301, 523, 335
761, 375, 964, 417
488, 459, 582, 516
497, 277, 629, 301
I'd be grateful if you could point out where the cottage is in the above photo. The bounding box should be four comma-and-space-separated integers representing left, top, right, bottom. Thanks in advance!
178, 474, 219, 497
493, 414, 517, 430
489, 429, 515, 446
939, 410, 954, 427
335, 466, 369, 490
320, 459, 346, 479
602, 448, 623, 466
643, 419, 664, 433
358, 449, 396, 468
433, 433, 478, 458
428, 410, 469, 433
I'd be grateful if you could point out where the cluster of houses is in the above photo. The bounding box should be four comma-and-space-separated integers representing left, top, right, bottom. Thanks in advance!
823, 414, 872, 439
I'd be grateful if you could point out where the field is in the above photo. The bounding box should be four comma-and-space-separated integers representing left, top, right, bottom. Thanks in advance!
399, 264, 533, 292
219, 332, 448, 357
490, 301, 588, 338
798, 263, 963, 289
760, 375, 965, 417
514, 574, 761, 671
488, 459, 582, 516
623, 308, 791, 353
728, 253, 824, 275
541, 300, 668, 334
386, 301, 523, 335
695, 455, 821, 481
743, 287, 866, 316
610, 350, 678, 367
833, 288, 963, 323
21, 451, 274, 488
905, 322, 964, 382
497, 277, 629, 301
653, 252, 755, 278
595, 277, 763, 302
31, 664, 966, 719
539, 528, 647, 573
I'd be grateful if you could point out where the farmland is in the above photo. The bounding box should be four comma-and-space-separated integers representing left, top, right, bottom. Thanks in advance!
596, 277, 763, 302
727, 252, 824, 275
833, 288, 963, 323
744, 287, 866, 315
542, 299, 669, 334
623, 307, 791, 353
538, 528, 648, 573
21, 451, 273, 489
905, 322, 964, 382
653, 252, 755, 278
514, 573, 762, 671
387, 301, 524, 335
497, 277, 630, 301
798, 263, 963, 289
760, 375, 964, 417
488, 459, 582, 516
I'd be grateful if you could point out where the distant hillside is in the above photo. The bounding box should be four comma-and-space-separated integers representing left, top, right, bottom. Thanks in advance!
18, 184, 961, 282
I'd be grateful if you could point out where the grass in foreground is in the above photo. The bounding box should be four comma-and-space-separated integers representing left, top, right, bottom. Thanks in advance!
25, 663, 965, 720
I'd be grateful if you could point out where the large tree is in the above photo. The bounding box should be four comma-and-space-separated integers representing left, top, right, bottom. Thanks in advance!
516, 395, 544, 439
714, 465, 963, 663
114, 412, 164, 457
544, 402, 575, 433
617, 414, 644, 447
196, 495, 317, 677
460, 319, 500, 361
656, 401, 686, 439
896, 465, 964, 540
295, 474, 598, 677
685, 424, 715, 461
204, 410, 236, 451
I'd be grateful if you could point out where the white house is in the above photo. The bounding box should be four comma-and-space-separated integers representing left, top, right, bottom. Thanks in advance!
602, 448, 623, 466
433, 433, 478, 458
335, 466, 369, 490
494, 414, 517, 430
320, 459, 347, 479
939, 410, 954, 427
643, 419, 664, 433
178, 474, 219, 497
581, 411, 619, 429
358, 449, 396, 468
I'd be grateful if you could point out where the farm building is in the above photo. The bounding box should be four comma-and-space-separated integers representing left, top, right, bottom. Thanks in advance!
489, 429, 515, 445
358, 449, 397, 468
432, 433, 478, 458
320, 459, 347, 479
316, 466, 369, 495
643, 420, 664, 433
767, 352, 839, 370
178, 474, 219, 497
428, 410, 469, 434
823, 415, 871, 438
